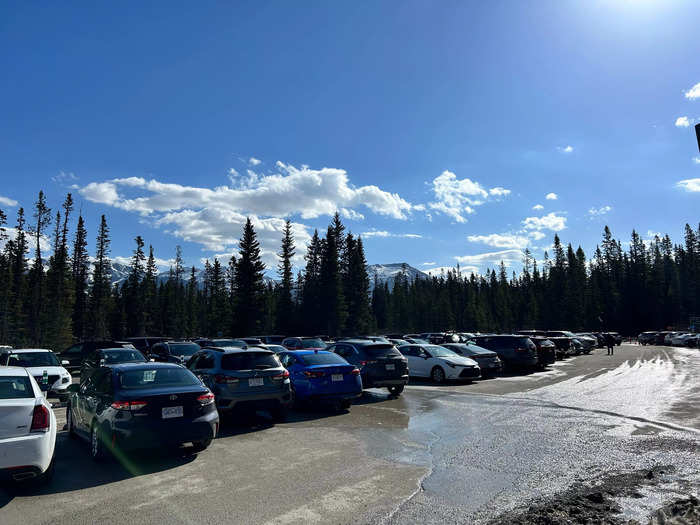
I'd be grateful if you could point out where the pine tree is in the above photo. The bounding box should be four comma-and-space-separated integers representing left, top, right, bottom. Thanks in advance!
275, 220, 296, 333
319, 221, 347, 336
124, 236, 146, 336
71, 214, 89, 341
89, 215, 112, 339
234, 218, 266, 335
143, 245, 159, 335
345, 235, 372, 334
27, 191, 51, 345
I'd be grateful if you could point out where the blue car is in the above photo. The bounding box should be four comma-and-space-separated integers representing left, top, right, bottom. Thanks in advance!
278, 350, 362, 410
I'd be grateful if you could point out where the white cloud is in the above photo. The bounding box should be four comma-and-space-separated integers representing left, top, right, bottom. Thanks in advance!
684, 82, 700, 100
522, 212, 567, 232
454, 249, 523, 269
528, 231, 546, 241
77, 182, 120, 205
0, 195, 18, 207
428, 170, 510, 223
422, 262, 436, 266
675, 116, 691, 128
0, 227, 52, 256
588, 205, 612, 217
693, 156, 700, 165
249, 157, 262, 166
532, 204, 544, 210
545, 192, 558, 200
52, 171, 78, 184
361, 229, 422, 239
676, 178, 700, 192
467, 233, 530, 250
557, 145, 573, 153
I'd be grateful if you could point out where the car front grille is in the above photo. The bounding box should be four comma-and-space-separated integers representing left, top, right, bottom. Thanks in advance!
459, 367, 480, 378
34, 375, 60, 389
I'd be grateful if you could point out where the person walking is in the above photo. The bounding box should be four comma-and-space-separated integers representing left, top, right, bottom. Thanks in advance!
605, 332, 615, 355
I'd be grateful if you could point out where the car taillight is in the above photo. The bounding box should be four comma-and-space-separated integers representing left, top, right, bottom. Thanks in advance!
215, 374, 239, 384
272, 370, 290, 380
303, 371, 324, 378
350, 369, 360, 376
111, 400, 148, 411
360, 360, 377, 366
30, 404, 50, 432
197, 392, 215, 405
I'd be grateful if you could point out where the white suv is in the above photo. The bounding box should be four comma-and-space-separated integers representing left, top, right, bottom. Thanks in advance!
0, 349, 72, 399
0, 367, 57, 483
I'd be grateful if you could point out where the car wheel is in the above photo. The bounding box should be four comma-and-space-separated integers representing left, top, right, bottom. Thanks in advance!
387, 385, 404, 396
191, 438, 212, 453
90, 422, 106, 461
66, 405, 77, 438
431, 366, 446, 383
272, 405, 288, 422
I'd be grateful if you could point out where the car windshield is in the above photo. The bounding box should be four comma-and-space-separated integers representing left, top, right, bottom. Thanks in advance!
301, 339, 325, 348
443, 344, 467, 354
426, 345, 458, 358
221, 352, 280, 370
267, 345, 286, 353
364, 344, 401, 357
6, 352, 60, 367
169, 343, 200, 356
0, 376, 34, 399
211, 339, 246, 348
118, 368, 199, 389
101, 349, 146, 363
299, 352, 347, 366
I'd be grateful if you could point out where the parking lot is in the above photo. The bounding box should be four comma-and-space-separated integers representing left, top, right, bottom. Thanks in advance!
1, 344, 699, 524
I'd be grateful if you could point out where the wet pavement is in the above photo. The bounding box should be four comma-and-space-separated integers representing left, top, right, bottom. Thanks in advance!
1, 344, 698, 524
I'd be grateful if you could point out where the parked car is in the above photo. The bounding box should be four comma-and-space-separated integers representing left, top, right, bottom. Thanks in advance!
528, 338, 558, 367
80, 348, 147, 382
399, 344, 480, 383
0, 349, 72, 399
607, 332, 622, 345
241, 338, 264, 346
278, 350, 362, 410
670, 333, 693, 346
440, 343, 502, 376
326, 340, 409, 395
256, 344, 287, 354
282, 337, 327, 351
419, 333, 461, 345
66, 362, 218, 460
637, 332, 657, 345
187, 347, 292, 420
150, 341, 202, 363
517, 330, 573, 358
58, 340, 135, 371
0, 367, 56, 483
388, 339, 410, 347
124, 337, 168, 355
663, 332, 680, 345
654, 331, 673, 345
471, 336, 539, 369
194, 338, 247, 349
403, 337, 430, 345
573, 334, 598, 353
253, 335, 286, 344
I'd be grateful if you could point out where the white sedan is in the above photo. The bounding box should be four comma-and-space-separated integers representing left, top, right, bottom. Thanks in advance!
0, 349, 72, 398
0, 367, 56, 483
398, 344, 481, 383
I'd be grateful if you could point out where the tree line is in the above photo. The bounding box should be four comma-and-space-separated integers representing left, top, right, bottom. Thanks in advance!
1, 191, 698, 351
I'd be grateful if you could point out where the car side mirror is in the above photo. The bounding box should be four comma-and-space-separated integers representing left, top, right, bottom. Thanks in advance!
61, 360, 69, 366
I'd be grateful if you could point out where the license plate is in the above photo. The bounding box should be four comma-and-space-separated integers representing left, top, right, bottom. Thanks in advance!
331, 374, 343, 382
386, 364, 395, 371
162, 406, 183, 419
249, 377, 264, 387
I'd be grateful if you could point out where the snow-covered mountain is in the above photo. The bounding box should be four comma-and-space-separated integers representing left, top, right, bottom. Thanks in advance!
367, 263, 427, 290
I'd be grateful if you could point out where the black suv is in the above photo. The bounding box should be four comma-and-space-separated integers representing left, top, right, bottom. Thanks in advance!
150, 341, 202, 363
58, 341, 135, 371
124, 337, 168, 354
326, 339, 409, 395
471, 335, 538, 370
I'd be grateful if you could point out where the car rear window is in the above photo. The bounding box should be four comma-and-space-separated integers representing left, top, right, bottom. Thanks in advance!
301, 339, 325, 348
118, 368, 200, 389
0, 376, 34, 399
364, 344, 401, 357
299, 353, 348, 366
212, 339, 246, 348
102, 349, 146, 363
169, 343, 201, 356
221, 352, 280, 370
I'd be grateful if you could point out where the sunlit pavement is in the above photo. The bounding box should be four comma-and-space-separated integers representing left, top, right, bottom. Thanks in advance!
1, 345, 698, 524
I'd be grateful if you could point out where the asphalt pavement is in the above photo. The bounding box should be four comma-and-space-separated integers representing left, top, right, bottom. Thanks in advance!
1, 344, 698, 524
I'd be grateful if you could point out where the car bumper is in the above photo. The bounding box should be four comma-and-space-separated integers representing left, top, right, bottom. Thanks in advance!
112, 411, 219, 450
444, 366, 480, 380
363, 375, 409, 388
0, 432, 55, 478
215, 391, 293, 412
537, 351, 556, 365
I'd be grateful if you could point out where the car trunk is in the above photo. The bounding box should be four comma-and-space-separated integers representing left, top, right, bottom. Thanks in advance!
304, 364, 358, 390
120, 387, 206, 420
0, 399, 37, 439
364, 348, 408, 380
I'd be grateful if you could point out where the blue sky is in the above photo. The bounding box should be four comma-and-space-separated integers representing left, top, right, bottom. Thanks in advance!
1, 1, 699, 275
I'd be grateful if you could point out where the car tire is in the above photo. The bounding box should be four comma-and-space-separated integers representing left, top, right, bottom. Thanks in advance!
191, 438, 212, 453
90, 422, 106, 462
66, 405, 77, 439
339, 399, 352, 411
272, 406, 288, 422
387, 385, 404, 396
431, 366, 446, 384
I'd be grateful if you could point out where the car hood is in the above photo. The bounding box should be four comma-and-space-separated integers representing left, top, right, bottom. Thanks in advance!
24, 365, 69, 376
441, 356, 479, 367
